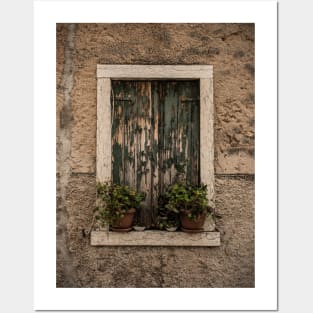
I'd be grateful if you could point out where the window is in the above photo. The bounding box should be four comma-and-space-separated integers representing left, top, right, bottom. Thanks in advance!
93, 65, 218, 246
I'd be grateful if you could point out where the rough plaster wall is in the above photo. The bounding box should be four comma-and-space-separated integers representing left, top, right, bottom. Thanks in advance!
69, 23, 254, 174
56, 24, 77, 286
57, 175, 254, 287
56, 23, 254, 287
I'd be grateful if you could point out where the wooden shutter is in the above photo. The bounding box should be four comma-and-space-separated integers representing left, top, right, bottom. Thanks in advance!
111, 80, 200, 226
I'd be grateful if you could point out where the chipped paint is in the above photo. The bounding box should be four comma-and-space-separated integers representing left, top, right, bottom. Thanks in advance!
111, 80, 200, 226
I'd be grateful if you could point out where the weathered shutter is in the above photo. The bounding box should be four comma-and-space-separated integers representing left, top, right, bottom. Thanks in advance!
111, 80, 200, 227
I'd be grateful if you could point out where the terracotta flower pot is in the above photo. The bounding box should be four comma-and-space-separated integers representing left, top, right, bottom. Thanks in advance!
111, 208, 136, 232
180, 211, 206, 232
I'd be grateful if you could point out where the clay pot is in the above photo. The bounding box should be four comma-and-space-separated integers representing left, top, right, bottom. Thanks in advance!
180, 211, 206, 232
111, 208, 136, 232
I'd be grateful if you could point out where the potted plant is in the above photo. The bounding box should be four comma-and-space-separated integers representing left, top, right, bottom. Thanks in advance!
165, 182, 213, 232
156, 215, 179, 231
165, 219, 179, 232
156, 194, 180, 231
95, 182, 146, 232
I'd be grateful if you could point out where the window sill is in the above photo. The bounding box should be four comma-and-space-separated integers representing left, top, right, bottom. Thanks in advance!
90, 230, 220, 247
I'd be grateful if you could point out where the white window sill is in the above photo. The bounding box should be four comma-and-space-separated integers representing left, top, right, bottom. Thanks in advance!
90, 230, 220, 247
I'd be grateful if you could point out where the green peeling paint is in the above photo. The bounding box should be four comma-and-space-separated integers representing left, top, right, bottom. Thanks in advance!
112, 141, 123, 184
111, 80, 200, 225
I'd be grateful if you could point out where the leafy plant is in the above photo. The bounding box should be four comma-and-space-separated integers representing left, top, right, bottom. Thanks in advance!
156, 215, 180, 230
164, 181, 212, 221
95, 182, 146, 226
156, 193, 180, 230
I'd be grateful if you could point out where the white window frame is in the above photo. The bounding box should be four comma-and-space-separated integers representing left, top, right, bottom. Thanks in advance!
97, 65, 214, 202
94, 65, 218, 246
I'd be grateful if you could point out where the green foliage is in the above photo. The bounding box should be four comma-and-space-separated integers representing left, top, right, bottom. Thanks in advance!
164, 181, 212, 221
156, 215, 179, 230
95, 182, 146, 225
156, 193, 180, 230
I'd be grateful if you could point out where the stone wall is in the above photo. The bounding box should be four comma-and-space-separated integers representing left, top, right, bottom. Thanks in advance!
56, 23, 254, 287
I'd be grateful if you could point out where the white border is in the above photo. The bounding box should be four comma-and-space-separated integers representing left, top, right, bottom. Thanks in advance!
34, 0, 277, 310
